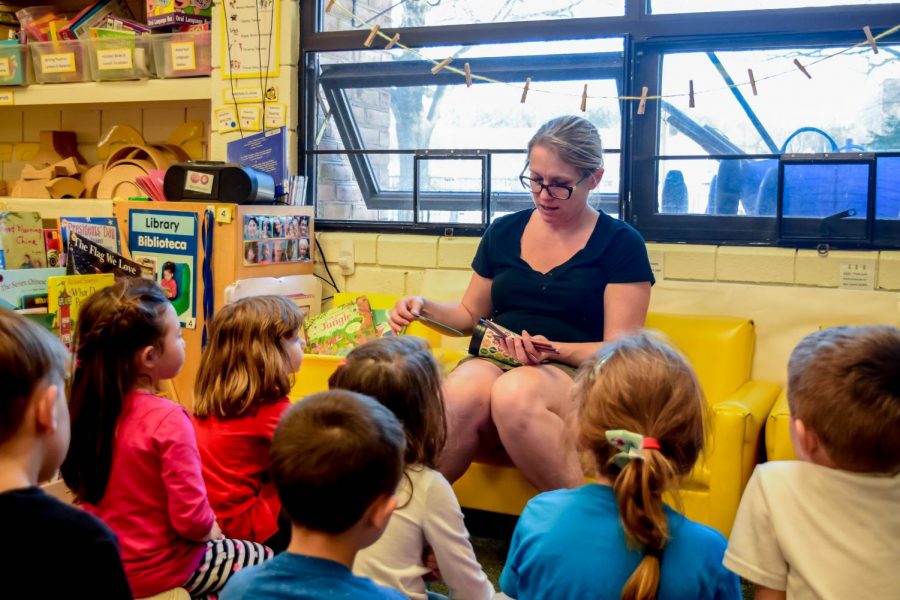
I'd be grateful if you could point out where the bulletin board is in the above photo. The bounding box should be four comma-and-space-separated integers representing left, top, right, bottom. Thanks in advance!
235, 204, 314, 280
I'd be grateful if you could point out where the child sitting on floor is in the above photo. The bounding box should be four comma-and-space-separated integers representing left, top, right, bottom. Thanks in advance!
500, 332, 740, 600
60, 278, 271, 598
221, 390, 407, 599
0, 308, 131, 598
193, 295, 305, 551
725, 326, 900, 599
330, 336, 494, 600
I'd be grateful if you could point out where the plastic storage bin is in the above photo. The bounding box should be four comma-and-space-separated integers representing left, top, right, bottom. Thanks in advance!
30, 39, 91, 84
0, 42, 29, 86
151, 31, 211, 79
88, 35, 152, 81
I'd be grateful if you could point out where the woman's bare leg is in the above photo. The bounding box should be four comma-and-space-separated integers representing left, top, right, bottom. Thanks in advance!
439, 360, 503, 483
490, 365, 583, 491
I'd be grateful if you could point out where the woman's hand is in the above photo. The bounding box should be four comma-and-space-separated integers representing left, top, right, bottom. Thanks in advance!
388, 295, 425, 333
497, 330, 555, 366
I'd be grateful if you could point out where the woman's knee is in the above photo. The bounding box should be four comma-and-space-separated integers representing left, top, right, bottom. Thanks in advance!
443, 364, 496, 421
490, 369, 547, 424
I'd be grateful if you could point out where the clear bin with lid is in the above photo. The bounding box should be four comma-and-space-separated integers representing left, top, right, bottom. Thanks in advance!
88, 35, 152, 81
0, 43, 30, 86
30, 39, 91, 84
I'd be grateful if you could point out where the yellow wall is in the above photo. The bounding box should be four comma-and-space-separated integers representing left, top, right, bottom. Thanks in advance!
315, 232, 900, 385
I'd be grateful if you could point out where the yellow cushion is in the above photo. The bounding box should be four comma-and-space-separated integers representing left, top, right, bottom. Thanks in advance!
766, 390, 798, 461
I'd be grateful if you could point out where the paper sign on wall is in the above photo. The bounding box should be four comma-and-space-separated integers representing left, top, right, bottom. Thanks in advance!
215, 106, 239, 133
264, 103, 286, 128
220, 0, 280, 79
839, 261, 876, 290
129, 209, 199, 329
239, 105, 262, 131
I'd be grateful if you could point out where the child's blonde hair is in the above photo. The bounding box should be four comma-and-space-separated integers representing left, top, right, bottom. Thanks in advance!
575, 332, 705, 600
788, 325, 900, 473
328, 336, 446, 470
194, 295, 304, 419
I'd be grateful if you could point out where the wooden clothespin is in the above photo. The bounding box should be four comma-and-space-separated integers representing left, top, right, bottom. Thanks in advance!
863, 26, 879, 54
325, 0, 336, 12
464, 62, 472, 87
520, 77, 531, 103
580, 84, 588, 112
431, 57, 452, 75
748, 69, 758, 96
637, 86, 648, 115
385, 33, 400, 50
363, 24, 380, 48
689, 80, 695, 108
793, 58, 812, 79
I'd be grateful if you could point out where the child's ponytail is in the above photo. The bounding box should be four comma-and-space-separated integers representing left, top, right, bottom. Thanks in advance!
576, 333, 706, 600
61, 279, 169, 504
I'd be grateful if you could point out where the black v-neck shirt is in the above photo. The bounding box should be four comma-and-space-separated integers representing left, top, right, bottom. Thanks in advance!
472, 209, 654, 343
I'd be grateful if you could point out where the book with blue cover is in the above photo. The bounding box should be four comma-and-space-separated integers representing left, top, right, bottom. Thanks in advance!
226, 127, 288, 197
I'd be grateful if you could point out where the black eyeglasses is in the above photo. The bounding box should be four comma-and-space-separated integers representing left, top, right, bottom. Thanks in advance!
519, 166, 589, 200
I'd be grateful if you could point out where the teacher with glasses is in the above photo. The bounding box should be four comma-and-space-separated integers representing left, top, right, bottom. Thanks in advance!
389, 115, 654, 491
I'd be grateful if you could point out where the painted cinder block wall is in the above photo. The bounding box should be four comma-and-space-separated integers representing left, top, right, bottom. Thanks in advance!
314, 232, 900, 385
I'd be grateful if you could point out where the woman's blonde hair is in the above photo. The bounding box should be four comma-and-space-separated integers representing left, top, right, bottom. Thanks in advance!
528, 115, 604, 174
575, 332, 705, 600
194, 295, 303, 419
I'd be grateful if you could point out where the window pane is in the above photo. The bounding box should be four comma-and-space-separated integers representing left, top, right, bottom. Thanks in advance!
416, 157, 485, 224
660, 46, 900, 156
876, 156, 900, 220
780, 162, 871, 240
656, 158, 778, 216
651, 0, 896, 14
323, 0, 623, 32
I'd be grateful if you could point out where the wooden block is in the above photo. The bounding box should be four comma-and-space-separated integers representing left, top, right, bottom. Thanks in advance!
46, 177, 85, 199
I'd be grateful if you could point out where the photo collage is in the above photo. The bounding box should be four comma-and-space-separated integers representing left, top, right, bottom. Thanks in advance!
243, 214, 311, 266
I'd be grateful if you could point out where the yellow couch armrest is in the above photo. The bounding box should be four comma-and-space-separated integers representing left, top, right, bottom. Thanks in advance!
765, 390, 798, 462
702, 380, 780, 535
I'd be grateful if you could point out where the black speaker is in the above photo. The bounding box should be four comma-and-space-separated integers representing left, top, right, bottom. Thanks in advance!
163, 162, 276, 203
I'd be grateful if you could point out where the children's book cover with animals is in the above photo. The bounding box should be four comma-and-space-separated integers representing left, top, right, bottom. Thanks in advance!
304, 295, 378, 356
0, 212, 46, 270
48, 273, 115, 349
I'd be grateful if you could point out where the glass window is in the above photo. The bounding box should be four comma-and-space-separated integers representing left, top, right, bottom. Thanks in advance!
323, 0, 624, 32
876, 156, 900, 220
310, 39, 624, 225
650, 0, 897, 14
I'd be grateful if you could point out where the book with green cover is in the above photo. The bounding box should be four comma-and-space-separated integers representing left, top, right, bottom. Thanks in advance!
304, 295, 378, 356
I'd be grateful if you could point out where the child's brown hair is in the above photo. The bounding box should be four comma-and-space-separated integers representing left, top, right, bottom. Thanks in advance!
270, 389, 405, 533
788, 325, 900, 473
0, 308, 68, 445
576, 332, 705, 600
194, 295, 304, 419
328, 336, 446, 469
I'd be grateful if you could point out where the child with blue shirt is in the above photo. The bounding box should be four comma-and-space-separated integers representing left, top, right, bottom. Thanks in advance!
220, 390, 407, 600
500, 332, 741, 600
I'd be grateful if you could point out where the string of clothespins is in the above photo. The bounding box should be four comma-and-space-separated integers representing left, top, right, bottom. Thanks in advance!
325, 0, 899, 115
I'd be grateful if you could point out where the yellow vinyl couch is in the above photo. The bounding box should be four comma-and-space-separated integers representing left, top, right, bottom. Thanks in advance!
292, 297, 780, 537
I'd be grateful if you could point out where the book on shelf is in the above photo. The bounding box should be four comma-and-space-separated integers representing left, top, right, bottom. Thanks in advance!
0, 211, 46, 270
48, 273, 116, 349
0, 267, 66, 311
67, 232, 148, 279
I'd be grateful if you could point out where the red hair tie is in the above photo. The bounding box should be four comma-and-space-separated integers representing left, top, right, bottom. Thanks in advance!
642, 437, 661, 451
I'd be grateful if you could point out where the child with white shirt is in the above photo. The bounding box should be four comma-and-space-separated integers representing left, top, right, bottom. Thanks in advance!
330, 336, 494, 600
725, 326, 900, 600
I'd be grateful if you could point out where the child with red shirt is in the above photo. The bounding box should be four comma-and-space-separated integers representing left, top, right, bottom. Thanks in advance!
193, 295, 305, 551
61, 279, 272, 598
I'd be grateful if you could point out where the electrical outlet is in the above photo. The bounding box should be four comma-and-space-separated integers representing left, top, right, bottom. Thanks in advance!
337, 240, 355, 275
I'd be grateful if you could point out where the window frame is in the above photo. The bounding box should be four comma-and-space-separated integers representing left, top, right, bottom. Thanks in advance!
299, 0, 900, 245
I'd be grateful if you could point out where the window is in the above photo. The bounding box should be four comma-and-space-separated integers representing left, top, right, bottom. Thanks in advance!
302, 0, 900, 246
307, 39, 624, 228
322, 0, 624, 32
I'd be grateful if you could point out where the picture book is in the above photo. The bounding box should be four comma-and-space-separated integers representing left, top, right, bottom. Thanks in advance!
0, 268, 66, 310
59, 217, 120, 254
372, 308, 395, 338
67, 232, 147, 278
0, 212, 46, 270
227, 127, 288, 196
48, 273, 115, 349
304, 295, 378, 356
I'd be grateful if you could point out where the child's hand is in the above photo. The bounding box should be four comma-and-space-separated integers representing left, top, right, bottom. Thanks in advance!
204, 521, 225, 542
422, 546, 442, 582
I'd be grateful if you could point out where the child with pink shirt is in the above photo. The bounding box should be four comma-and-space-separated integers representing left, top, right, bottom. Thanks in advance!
61, 278, 272, 598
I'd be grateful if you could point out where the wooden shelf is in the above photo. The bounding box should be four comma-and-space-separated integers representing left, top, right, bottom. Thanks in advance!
1, 77, 211, 107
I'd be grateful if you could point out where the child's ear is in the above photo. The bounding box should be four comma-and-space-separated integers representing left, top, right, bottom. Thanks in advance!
137, 345, 158, 371
34, 384, 60, 434
369, 493, 398, 532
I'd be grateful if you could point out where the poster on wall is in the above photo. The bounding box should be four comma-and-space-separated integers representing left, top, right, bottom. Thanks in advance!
242, 213, 311, 266
128, 209, 199, 329
219, 0, 280, 79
